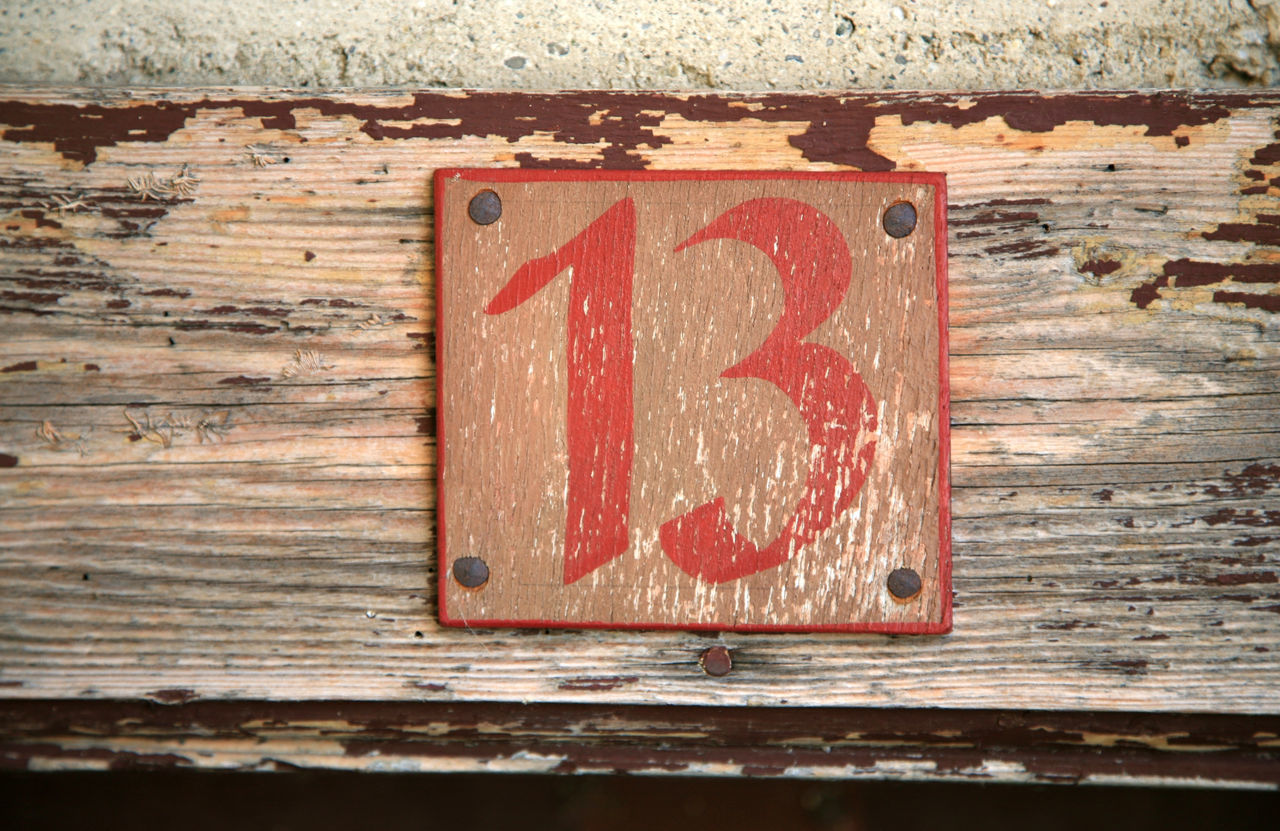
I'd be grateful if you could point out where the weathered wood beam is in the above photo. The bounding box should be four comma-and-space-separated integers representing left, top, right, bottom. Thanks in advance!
3, 700, 1278, 788
0, 90, 1276, 728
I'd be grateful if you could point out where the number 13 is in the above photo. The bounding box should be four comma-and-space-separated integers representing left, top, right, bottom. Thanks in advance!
486, 197, 878, 585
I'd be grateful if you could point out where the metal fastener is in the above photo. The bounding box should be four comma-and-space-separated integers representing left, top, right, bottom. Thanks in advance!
699, 645, 733, 677
468, 190, 502, 225
886, 567, 922, 601
882, 201, 917, 238
452, 556, 490, 588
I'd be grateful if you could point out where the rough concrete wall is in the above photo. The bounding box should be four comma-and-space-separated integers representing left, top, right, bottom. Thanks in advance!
0, 0, 1278, 89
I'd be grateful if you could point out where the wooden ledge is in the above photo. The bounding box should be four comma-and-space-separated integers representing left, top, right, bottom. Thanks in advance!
3, 700, 1278, 788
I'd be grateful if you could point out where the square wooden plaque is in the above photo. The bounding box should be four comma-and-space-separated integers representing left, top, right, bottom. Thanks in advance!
436, 170, 950, 633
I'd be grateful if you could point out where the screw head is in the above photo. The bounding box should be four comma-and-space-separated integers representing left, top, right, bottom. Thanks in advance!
886, 567, 923, 601
452, 556, 490, 588
468, 190, 502, 225
883, 201, 917, 238
699, 645, 733, 677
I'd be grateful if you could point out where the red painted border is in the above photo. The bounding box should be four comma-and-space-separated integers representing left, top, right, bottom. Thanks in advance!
935, 173, 953, 635
434, 169, 450, 637
435, 169, 951, 634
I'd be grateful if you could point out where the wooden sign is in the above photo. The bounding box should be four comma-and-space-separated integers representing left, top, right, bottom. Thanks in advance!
436, 170, 949, 632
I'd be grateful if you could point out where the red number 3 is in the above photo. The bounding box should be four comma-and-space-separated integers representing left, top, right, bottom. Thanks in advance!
486, 197, 877, 585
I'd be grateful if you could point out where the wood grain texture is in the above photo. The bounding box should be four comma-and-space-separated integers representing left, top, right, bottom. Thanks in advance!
0, 88, 1277, 714
437, 172, 946, 631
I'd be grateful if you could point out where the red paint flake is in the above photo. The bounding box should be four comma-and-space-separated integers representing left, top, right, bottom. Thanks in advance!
951, 210, 1040, 227
1130, 274, 1169, 309
217, 375, 270, 386
1, 90, 1252, 174
1080, 260, 1121, 278
1204, 219, 1280, 246
1166, 259, 1280, 288
146, 688, 198, 704
1, 360, 38, 373
557, 676, 640, 692
1212, 289, 1280, 313
1214, 572, 1278, 586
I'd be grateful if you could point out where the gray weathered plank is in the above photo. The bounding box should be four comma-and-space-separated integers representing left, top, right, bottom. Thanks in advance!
0, 88, 1276, 712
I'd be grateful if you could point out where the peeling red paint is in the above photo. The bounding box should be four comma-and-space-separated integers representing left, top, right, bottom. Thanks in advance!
1204, 216, 1280, 245
198, 304, 291, 318
3, 700, 1277, 785
1213, 289, 1280, 313
1080, 259, 1121, 278
557, 676, 640, 692
0, 100, 200, 165
174, 319, 280, 335
406, 331, 436, 360
1213, 572, 1278, 586
1204, 464, 1280, 498
1131, 274, 1169, 309
1166, 259, 1280, 287
0, 91, 1264, 174
1202, 508, 1280, 528
952, 210, 1041, 227
218, 375, 271, 386
146, 688, 198, 704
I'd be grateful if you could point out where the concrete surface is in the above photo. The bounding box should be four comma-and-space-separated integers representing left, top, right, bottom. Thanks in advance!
0, 0, 1278, 89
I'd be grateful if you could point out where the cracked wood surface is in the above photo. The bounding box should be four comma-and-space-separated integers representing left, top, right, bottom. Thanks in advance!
0, 88, 1277, 714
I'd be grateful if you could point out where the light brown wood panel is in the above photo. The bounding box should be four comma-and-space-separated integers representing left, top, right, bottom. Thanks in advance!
437, 173, 946, 631
0, 88, 1277, 713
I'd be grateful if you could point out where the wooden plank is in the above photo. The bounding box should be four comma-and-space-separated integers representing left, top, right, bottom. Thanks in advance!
2, 700, 1278, 788
0, 88, 1277, 714
436, 170, 949, 632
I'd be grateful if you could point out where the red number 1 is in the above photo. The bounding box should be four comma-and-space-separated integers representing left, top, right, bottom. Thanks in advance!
485, 197, 877, 586
485, 199, 636, 585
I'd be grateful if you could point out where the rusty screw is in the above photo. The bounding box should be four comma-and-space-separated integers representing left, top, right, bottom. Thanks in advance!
886, 567, 922, 601
468, 190, 502, 225
882, 201, 917, 238
699, 645, 733, 677
452, 556, 490, 588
